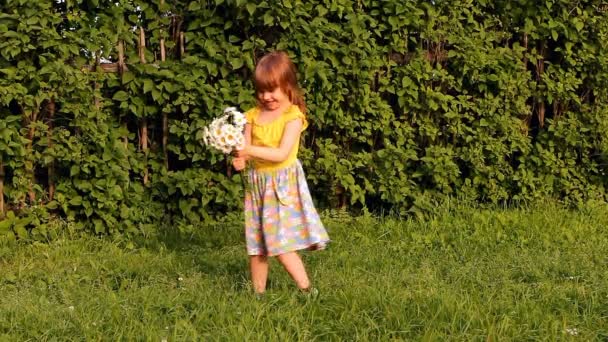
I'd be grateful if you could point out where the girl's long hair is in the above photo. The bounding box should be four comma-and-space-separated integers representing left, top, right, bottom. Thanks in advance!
254, 51, 306, 114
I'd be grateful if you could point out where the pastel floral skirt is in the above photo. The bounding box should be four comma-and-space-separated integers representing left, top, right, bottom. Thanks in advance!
244, 160, 330, 256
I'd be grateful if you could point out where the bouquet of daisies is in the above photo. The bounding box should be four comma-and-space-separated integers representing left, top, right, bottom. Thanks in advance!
202, 107, 247, 154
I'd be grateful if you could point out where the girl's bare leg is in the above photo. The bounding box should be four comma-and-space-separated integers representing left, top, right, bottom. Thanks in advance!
276, 251, 310, 290
250, 255, 269, 294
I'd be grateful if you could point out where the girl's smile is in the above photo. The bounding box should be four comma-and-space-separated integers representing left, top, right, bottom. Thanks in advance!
259, 87, 290, 111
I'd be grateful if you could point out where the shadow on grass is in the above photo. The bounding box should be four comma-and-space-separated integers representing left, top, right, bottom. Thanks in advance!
135, 216, 243, 251
132, 219, 252, 290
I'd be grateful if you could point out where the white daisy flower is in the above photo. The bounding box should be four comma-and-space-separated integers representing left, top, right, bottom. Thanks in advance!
235, 134, 244, 150
202, 107, 246, 154
224, 130, 237, 147
212, 123, 224, 139
224, 107, 237, 114
221, 145, 232, 154
233, 112, 247, 128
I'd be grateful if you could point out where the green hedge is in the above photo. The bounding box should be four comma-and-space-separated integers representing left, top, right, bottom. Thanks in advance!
1, 0, 607, 238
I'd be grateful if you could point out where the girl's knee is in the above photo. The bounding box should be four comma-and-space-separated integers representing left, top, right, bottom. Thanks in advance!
250, 255, 268, 263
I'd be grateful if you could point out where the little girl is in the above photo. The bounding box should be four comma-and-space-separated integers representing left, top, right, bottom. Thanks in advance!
232, 51, 330, 296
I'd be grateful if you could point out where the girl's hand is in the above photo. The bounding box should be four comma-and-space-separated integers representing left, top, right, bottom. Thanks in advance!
232, 157, 246, 171
235, 145, 249, 159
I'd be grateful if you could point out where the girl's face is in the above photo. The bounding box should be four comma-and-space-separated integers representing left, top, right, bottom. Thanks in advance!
258, 87, 290, 111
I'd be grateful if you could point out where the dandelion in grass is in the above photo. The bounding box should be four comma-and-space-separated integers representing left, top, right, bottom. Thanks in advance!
565, 327, 579, 336
202, 107, 246, 154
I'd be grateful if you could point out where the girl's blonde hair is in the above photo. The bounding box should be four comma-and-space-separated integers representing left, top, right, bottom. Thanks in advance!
254, 51, 306, 114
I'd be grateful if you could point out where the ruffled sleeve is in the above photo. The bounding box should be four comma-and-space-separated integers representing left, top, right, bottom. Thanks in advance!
282, 105, 308, 132
244, 107, 259, 125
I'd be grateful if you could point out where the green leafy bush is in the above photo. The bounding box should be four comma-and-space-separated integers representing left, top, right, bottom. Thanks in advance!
1, 0, 607, 237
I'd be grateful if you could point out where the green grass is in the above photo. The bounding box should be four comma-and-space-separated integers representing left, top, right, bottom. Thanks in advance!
1, 201, 608, 340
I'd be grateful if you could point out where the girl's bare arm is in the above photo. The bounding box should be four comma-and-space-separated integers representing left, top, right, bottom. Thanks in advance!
238, 119, 303, 163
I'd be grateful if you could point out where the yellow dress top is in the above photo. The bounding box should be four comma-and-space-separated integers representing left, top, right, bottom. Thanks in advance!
245, 104, 308, 171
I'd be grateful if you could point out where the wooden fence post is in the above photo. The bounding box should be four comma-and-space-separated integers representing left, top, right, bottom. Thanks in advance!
26, 109, 38, 205
536, 41, 546, 128
160, 0, 169, 170
179, 31, 185, 58
0, 158, 4, 218
139, 27, 149, 185
117, 40, 129, 149
94, 54, 101, 109
47, 98, 56, 201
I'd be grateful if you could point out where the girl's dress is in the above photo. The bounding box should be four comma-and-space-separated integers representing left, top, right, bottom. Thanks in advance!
244, 105, 330, 256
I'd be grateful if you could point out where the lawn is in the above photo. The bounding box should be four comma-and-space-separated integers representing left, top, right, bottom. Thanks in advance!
1, 201, 607, 340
